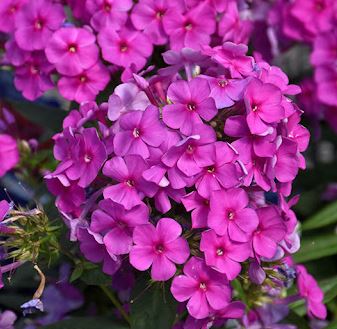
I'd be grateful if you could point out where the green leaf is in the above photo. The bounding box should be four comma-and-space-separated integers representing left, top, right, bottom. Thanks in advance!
42, 317, 128, 329
284, 311, 310, 329
325, 321, 337, 329
70, 264, 84, 283
302, 200, 337, 231
130, 277, 178, 329
293, 234, 337, 263
80, 268, 111, 286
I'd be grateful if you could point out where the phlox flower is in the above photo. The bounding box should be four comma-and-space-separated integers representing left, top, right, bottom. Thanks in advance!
130, 217, 189, 281
0, 0, 27, 33
0, 310, 16, 329
0, 134, 19, 177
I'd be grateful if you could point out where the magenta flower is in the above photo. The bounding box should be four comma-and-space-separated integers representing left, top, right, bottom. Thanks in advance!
114, 106, 166, 159
194, 142, 239, 198
252, 207, 286, 259
244, 78, 284, 135
14, 51, 54, 101
108, 83, 150, 121
171, 257, 231, 319
162, 124, 216, 177
311, 29, 337, 66
85, 0, 132, 31
45, 27, 99, 76
315, 66, 337, 107
296, 265, 327, 320
58, 62, 110, 103
130, 217, 189, 281
65, 128, 107, 188
200, 230, 250, 280
182, 191, 210, 229
0, 134, 19, 177
4, 39, 29, 66
77, 227, 121, 276
208, 188, 258, 242
91, 199, 149, 255
98, 26, 153, 71
0, 200, 10, 221
153, 185, 185, 213
131, 0, 169, 45
15, 0, 64, 50
162, 78, 217, 135
163, 2, 216, 50
0, 0, 26, 33
103, 155, 157, 209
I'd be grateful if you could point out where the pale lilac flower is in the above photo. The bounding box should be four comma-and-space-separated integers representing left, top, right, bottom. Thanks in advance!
45, 27, 99, 76
171, 257, 231, 319
0, 310, 16, 329
98, 26, 153, 71
162, 78, 217, 135
15, 0, 64, 50
252, 207, 286, 259
200, 230, 250, 280
21, 299, 44, 316
163, 2, 216, 50
208, 188, 258, 242
130, 218, 189, 281
103, 155, 157, 209
91, 199, 149, 255
85, 0, 132, 31
58, 62, 110, 103
113, 106, 166, 159
0, 134, 19, 177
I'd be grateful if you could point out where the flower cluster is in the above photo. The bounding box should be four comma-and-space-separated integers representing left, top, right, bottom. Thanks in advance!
0, 0, 253, 102
45, 41, 325, 326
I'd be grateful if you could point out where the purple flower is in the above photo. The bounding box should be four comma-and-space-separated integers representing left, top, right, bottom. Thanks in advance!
171, 257, 231, 319
0, 134, 19, 177
0, 200, 10, 221
162, 78, 217, 135
163, 2, 216, 50
58, 61, 110, 103
315, 66, 337, 107
130, 217, 189, 281
131, 0, 169, 45
21, 298, 44, 316
45, 27, 99, 76
103, 155, 157, 209
200, 230, 250, 280
0, 310, 16, 329
85, 0, 132, 31
182, 191, 209, 229
244, 78, 284, 135
0, 0, 26, 33
15, 0, 64, 50
208, 188, 259, 242
113, 106, 166, 159
296, 265, 327, 320
98, 26, 153, 71
91, 199, 149, 255
252, 207, 286, 259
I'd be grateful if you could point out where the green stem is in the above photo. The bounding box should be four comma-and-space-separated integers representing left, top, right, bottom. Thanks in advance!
100, 285, 131, 326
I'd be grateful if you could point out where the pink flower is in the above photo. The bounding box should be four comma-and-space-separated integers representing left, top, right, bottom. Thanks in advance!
45, 27, 99, 76
91, 199, 149, 255
103, 155, 157, 209
4, 39, 29, 66
315, 66, 337, 107
194, 142, 239, 198
15, 0, 64, 50
113, 106, 166, 159
14, 51, 54, 101
85, 0, 132, 31
98, 26, 153, 71
162, 124, 216, 177
131, 0, 169, 45
0, 134, 19, 177
200, 230, 250, 280
252, 207, 286, 259
163, 2, 216, 50
244, 78, 284, 135
0, 0, 26, 33
311, 29, 337, 67
162, 78, 217, 135
171, 257, 231, 319
130, 217, 189, 281
58, 62, 110, 103
208, 188, 258, 242
182, 191, 210, 229
296, 265, 327, 320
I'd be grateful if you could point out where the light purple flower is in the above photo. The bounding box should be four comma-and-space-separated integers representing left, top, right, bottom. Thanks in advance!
162, 78, 217, 135
130, 217, 189, 281
91, 199, 149, 255
0, 310, 16, 329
